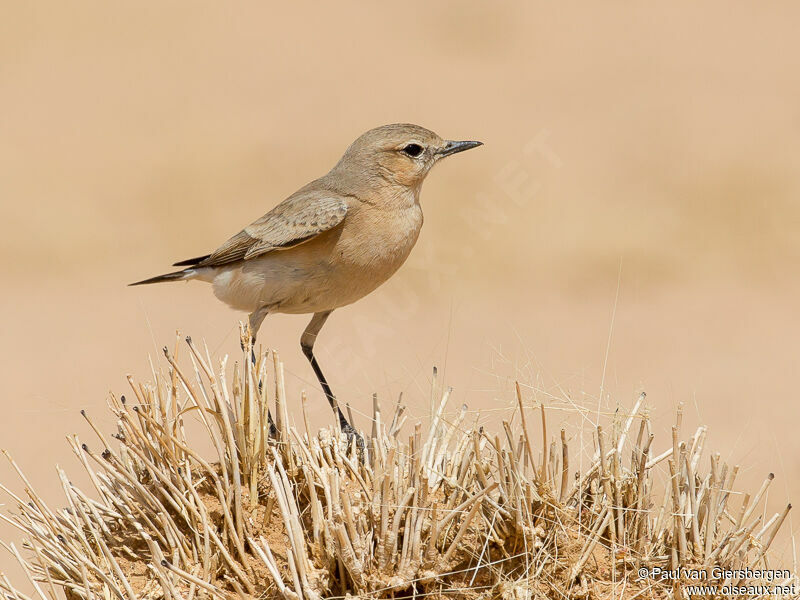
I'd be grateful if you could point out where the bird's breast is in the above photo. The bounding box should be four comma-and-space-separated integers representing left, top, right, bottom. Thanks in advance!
335, 205, 423, 275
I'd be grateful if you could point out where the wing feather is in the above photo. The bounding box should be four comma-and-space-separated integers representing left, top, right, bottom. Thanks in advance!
192, 192, 347, 268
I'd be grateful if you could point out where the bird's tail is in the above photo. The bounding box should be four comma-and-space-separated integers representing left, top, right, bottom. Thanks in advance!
129, 269, 195, 286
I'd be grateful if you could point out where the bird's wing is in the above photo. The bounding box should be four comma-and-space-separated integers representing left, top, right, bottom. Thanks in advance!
188, 192, 348, 268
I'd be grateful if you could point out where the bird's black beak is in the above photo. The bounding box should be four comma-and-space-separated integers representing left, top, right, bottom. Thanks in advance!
437, 140, 483, 158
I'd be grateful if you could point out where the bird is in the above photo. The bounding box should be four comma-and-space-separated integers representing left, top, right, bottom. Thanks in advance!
131, 123, 482, 435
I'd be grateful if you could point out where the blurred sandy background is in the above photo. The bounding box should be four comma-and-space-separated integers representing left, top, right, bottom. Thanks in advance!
2, 1, 799, 578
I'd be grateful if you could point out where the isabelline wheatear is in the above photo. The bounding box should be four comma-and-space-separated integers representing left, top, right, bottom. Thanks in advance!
132, 123, 482, 433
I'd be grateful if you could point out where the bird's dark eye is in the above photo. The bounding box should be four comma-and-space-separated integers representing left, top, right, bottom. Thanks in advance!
401, 143, 423, 157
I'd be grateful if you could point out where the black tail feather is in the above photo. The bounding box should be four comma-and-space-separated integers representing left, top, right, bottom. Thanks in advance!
129, 270, 190, 286
173, 254, 211, 267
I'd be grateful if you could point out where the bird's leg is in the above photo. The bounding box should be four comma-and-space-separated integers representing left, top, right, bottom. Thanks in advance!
247, 306, 277, 438
301, 311, 361, 442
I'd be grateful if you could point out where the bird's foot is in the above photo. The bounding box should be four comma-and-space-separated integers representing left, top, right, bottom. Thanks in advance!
340, 420, 365, 457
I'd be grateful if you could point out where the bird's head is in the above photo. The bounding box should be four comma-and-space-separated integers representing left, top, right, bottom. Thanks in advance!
333, 123, 482, 192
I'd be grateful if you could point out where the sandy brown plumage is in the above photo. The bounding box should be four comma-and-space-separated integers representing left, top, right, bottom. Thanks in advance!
131, 123, 482, 433
187, 193, 348, 268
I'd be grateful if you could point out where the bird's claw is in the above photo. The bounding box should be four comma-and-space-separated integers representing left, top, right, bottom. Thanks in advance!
340, 421, 365, 462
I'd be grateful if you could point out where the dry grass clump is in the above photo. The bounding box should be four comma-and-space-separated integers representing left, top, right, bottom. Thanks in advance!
0, 329, 795, 599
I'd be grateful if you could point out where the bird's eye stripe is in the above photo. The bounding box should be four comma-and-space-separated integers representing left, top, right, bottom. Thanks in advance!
401, 143, 423, 157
